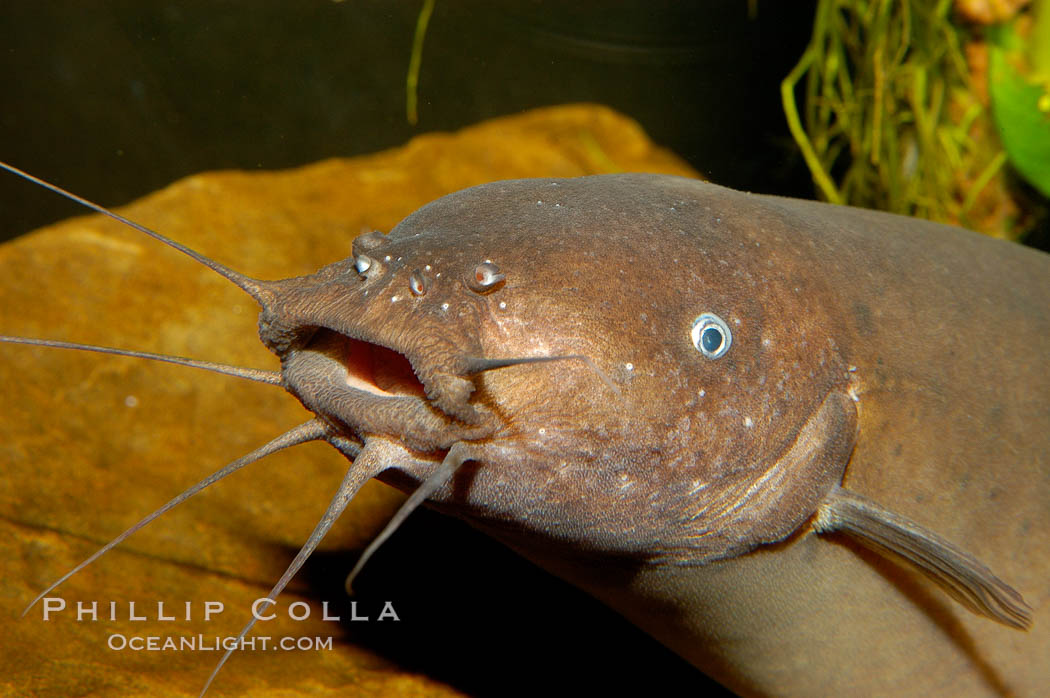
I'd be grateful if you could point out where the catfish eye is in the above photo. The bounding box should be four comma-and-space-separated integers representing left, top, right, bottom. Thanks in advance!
691, 313, 732, 359
467, 261, 505, 293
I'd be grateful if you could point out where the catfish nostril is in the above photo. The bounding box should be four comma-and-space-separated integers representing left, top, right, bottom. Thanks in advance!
409, 269, 428, 296
355, 255, 374, 274
354, 254, 387, 280
467, 261, 505, 293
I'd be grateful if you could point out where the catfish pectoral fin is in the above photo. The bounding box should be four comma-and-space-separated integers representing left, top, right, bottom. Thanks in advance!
814, 485, 1033, 629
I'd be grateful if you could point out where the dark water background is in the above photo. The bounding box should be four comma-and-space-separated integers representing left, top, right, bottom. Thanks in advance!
0, 0, 814, 242
0, 2, 816, 695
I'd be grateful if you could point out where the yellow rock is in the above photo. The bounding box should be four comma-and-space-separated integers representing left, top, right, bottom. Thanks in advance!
0, 104, 697, 697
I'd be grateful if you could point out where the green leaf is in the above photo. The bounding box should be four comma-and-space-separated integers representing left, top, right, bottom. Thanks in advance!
988, 22, 1050, 198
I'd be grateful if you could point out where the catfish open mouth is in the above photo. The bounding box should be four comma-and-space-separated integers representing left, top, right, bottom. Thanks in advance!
336, 331, 427, 400
281, 327, 489, 452
297, 327, 429, 402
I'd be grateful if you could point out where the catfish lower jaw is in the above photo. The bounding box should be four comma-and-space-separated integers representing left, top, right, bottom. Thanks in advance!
280, 329, 492, 451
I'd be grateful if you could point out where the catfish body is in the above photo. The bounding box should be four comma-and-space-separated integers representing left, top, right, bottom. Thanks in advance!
539, 178, 1050, 697
5, 170, 1048, 696
289, 175, 1046, 696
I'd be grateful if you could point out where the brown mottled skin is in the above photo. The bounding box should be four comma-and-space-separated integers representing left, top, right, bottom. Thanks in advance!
255, 174, 1048, 696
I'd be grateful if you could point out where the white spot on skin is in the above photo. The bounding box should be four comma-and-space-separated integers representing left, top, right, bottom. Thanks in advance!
391, 295, 400, 303
499, 301, 507, 310
744, 416, 754, 428
762, 338, 771, 347
440, 303, 449, 311
425, 264, 432, 271
625, 362, 634, 371
384, 255, 392, 262
699, 389, 706, 397
538, 428, 547, 436
124, 395, 138, 408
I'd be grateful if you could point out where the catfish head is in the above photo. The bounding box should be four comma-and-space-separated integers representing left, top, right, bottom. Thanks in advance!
260, 174, 860, 567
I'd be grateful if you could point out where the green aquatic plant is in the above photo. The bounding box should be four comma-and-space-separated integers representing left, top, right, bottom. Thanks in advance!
783, 0, 1020, 237
406, 0, 436, 126
988, 1, 1050, 198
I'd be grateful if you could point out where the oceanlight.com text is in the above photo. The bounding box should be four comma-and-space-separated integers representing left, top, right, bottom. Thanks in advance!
107, 633, 335, 652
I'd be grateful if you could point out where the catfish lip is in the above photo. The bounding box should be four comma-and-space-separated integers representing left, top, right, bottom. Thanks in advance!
280, 327, 489, 451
